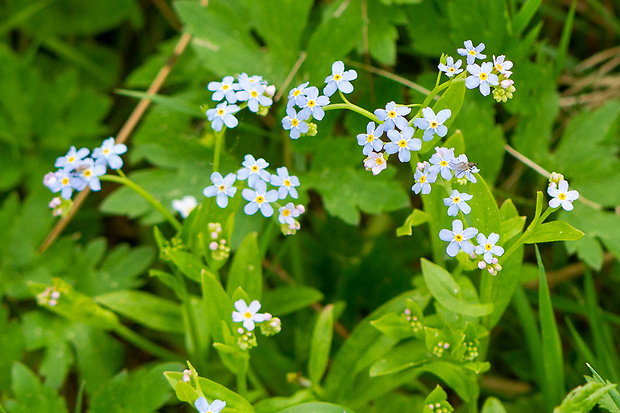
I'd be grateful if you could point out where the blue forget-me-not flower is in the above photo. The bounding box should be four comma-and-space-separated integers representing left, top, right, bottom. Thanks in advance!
457, 40, 486, 65
443, 190, 473, 216
297, 86, 329, 121
93, 137, 127, 170
357, 122, 384, 156
269, 166, 300, 199
439, 219, 478, 257
206, 102, 240, 131
374, 101, 411, 131
242, 180, 278, 217
385, 127, 421, 162
324, 61, 357, 97
475, 233, 504, 264
465, 62, 499, 96
204, 172, 238, 208
194, 396, 226, 413
237, 154, 270, 188
282, 106, 310, 139
413, 107, 451, 141
438, 56, 463, 78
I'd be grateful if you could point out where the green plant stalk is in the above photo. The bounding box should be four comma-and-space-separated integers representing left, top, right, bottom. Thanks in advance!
236, 368, 248, 397
213, 129, 225, 173
100, 174, 183, 232
502, 206, 556, 262
323, 103, 378, 122
114, 323, 182, 361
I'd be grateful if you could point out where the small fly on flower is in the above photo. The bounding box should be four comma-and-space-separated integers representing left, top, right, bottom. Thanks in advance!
451, 160, 479, 179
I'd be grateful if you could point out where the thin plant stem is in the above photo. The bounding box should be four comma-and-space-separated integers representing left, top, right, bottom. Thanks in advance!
323, 103, 378, 122
213, 129, 225, 173
100, 174, 183, 232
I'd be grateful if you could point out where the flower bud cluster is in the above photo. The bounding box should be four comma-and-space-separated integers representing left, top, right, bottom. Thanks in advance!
427, 401, 454, 413
207, 222, 230, 261
463, 340, 480, 362
159, 237, 185, 262
433, 341, 450, 357
205, 73, 275, 132
403, 308, 423, 333
37, 286, 62, 307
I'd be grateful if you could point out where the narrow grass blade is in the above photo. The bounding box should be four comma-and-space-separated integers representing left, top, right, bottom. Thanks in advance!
554, 0, 577, 80
513, 0, 542, 35
513, 286, 545, 396
536, 245, 565, 410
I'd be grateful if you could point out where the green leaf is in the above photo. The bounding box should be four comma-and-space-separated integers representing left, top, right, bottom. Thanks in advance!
89, 362, 182, 413
420, 361, 479, 402
371, 313, 416, 340
95, 290, 184, 333
468, 174, 501, 236
512, 0, 542, 35
396, 209, 430, 237
537, 246, 565, 411
309, 305, 334, 386
422, 259, 493, 317
227, 232, 262, 300
168, 249, 210, 283
201, 270, 233, 344
261, 286, 324, 316
369, 339, 428, 376
7, 362, 68, 413
279, 402, 355, 413
554, 381, 617, 413
420, 78, 466, 153
586, 364, 620, 412
525, 221, 584, 244
481, 397, 508, 413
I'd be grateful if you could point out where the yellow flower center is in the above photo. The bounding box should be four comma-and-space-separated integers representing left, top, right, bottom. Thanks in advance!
293, 90, 301, 96
256, 195, 264, 204
284, 179, 291, 187
244, 312, 252, 319
367, 134, 374, 143
430, 121, 438, 128
469, 50, 476, 56
496, 63, 503, 71
84, 170, 92, 177
333, 74, 342, 81
453, 196, 460, 203
398, 139, 408, 148
291, 119, 299, 127
376, 157, 384, 165
485, 243, 493, 251
419, 176, 426, 183
251, 165, 259, 172
440, 160, 448, 167
250, 90, 258, 98
103, 148, 110, 155
219, 184, 226, 191
222, 84, 229, 90
448, 67, 455, 73
388, 110, 397, 119
217, 109, 225, 116
283, 209, 291, 217
559, 193, 566, 200
454, 234, 463, 242
62, 178, 70, 185
68, 156, 75, 163
308, 100, 316, 107
479, 72, 488, 81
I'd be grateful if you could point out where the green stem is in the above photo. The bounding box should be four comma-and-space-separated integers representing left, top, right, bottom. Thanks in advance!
213, 129, 225, 173
100, 174, 183, 232
114, 323, 182, 361
501, 206, 557, 262
323, 103, 378, 122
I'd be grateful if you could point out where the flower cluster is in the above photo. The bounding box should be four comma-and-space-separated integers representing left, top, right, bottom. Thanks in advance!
43, 137, 126, 204
205, 73, 275, 131
232, 299, 281, 350
202, 155, 305, 234
282, 61, 356, 139
441, 40, 516, 102
439, 219, 505, 274
37, 286, 62, 307
206, 222, 230, 261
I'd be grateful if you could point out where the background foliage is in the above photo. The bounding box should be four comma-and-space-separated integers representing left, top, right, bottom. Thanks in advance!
1, 0, 620, 412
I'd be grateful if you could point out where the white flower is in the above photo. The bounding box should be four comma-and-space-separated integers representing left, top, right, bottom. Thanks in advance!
194, 397, 226, 413
492, 55, 513, 77
443, 190, 473, 216
363, 152, 387, 175
438, 56, 463, 77
172, 196, 198, 218
439, 219, 478, 257
474, 233, 504, 264
548, 179, 579, 211
232, 299, 267, 331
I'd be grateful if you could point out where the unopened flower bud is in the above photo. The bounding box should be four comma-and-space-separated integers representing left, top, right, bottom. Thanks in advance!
478, 261, 487, 270
306, 122, 318, 136
265, 85, 276, 97
500, 79, 514, 89
209, 241, 218, 251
